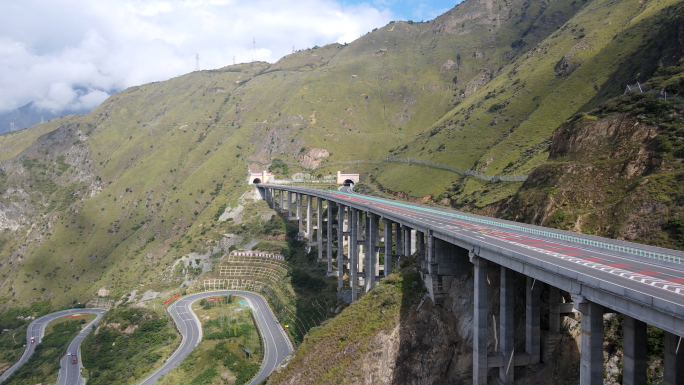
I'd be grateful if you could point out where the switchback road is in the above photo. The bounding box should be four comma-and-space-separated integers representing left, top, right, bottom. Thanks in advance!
138, 291, 292, 385
0, 308, 107, 384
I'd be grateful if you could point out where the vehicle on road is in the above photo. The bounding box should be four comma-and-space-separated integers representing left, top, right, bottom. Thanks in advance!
30, 337, 34, 344
71, 353, 77, 364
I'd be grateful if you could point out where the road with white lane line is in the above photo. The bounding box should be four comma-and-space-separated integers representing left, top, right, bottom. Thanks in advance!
138, 291, 292, 385
0, 308, 107, 384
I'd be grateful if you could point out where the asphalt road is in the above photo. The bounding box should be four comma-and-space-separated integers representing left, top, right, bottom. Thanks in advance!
57, 310, 107, 385
0, 308, 107, 384
267, 184, 684, 308
138, 290, 292, 385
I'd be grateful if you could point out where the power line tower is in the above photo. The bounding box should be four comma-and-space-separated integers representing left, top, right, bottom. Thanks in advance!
252, 38, 256, 62
195, 54, 200, 72
9, 122, 14, 131
292, 46, 295, 53
233, 56, 236, 65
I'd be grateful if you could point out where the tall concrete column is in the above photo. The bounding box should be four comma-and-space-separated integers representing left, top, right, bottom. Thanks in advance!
365, 212, 378, 292
403, 226, 410, 256
297, 193, 302, 233
350, 208, 358, 302
384, 219, 392, 277
306, 195, 312, 238
526, 277, 541, 364
410, 229, 416, 254
327, 200, 333, 275
500, 266, 515, 384
395, 222, 401, 258
416, 231, 424, 252
664, 331, 684, 385
473, 256, 488, 385
623, 315, 647, 385
577, 299, 604, 385
426, 230, 434, 264
549, 286, 560, 333
317, 198, 323, 261
358, 211, 365, 276
337, 203, 345, 289
288, 191, 293, 217
279, 189, 283, 211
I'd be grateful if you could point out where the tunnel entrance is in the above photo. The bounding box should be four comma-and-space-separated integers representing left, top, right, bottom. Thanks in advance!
253, 178, 262, 184
343, 179, 355, 186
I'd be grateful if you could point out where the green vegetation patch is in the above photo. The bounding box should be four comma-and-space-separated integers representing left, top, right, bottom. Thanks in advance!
82, 306, 177, 385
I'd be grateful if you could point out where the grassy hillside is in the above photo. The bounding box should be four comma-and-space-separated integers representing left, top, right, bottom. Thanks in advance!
0, 0, 584, 310
374, 0, 684, 203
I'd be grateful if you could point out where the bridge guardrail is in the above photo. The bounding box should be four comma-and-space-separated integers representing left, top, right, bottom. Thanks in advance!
332, 191, 684, 265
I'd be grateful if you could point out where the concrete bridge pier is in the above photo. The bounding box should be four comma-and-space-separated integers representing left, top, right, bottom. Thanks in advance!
337, 203, 345, 288
623, 315, 647, 385
350, 208, 359, 302
402, 225, 410, 257
365, 212, 379, 292
317, 198, 323, 261
416, 231, 424, 253
326, 200, 335, 277
472, 255, 488, 385
384, 218, 392, 277
499, 267, 515, 384
664, 331, 684, 385
306, 195, 312, 239
394, 222, 402, 266
410, 230, 417, 254
278, 189, 283, 210
288, 191, 294, 217
575, 297, 604, 385
526, 277, 541, 365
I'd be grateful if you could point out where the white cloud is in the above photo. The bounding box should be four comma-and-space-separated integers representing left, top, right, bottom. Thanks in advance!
0, 0, 393, 114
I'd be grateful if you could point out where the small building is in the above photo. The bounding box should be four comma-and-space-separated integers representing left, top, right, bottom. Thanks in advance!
248, 170, 273, 185
337, 171, 359, 185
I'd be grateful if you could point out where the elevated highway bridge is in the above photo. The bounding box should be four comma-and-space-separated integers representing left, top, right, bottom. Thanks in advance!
256, 183, 684, 385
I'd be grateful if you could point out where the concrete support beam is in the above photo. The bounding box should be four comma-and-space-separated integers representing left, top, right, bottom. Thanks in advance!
500, 266, 515, 384
664, 331, 684, 385
306, 195, 312, 238
350, 208, 358, 302
395, 222, 401, 260
279, 189, 283, 210
288, 191, 294, 217
577, 299, 604, 385
410, 229, 416, 255
384, 218, 392, 277
549, 286, 560, 333
403, 225, 410, 257
473, 256, 488, 385
365, 212, 379, 292
526, 277, 541, 365
416, 231, 424, 252
317, 197, 323, 261
327, 200, 333, 275
623, 315, 647, 385
337, 203, 345, 289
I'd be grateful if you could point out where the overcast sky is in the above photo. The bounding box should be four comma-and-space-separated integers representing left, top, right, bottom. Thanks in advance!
0, 0, 455, 115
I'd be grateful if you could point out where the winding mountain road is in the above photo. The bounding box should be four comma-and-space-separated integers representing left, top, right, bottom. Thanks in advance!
57, 310, 107, 385
138, 291, 292, 385
0, 308, 107, 384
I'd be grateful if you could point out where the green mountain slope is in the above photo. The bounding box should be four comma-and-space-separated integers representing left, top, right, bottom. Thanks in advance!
0, 0, 582, 309
374, 0, 684, 202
